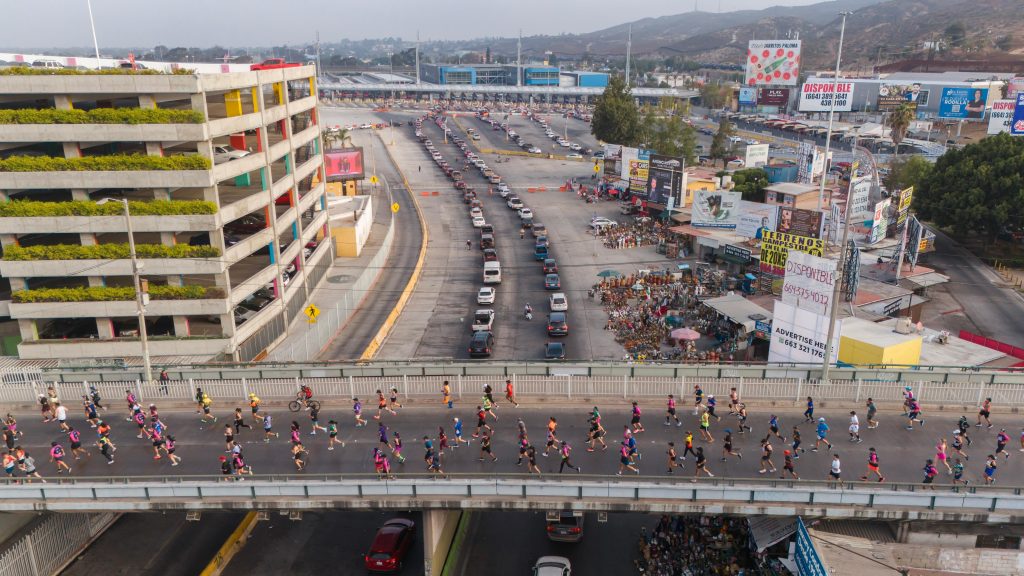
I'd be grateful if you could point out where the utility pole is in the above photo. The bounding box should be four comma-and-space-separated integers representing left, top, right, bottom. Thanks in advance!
517, 30, 522, 87
820, 10, 855, 385
625, 24, 632, 88
315, 31, 322, 76
415, 30, 421, 85
86, 0, 101, 64
817, 11, 851, 211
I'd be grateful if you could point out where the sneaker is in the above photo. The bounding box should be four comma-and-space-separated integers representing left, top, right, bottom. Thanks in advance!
635, 468, 640, 474
328, 447, 334, 451
905, 426, 914, 430
878, 477, 885, 482
478, 458, 484, 461
108, 460, 115, 464
153, 455, 161, 460
738, 453, 743, 459
171, 461, 178, 466
856, 439, 863, 443
542, 452, 548, 457
976, 423, 983, 427
721, 458, 727, 462
616, 471, 623, 476
664, 422, 671, 426
811, 448, 818, 452
920, 420, 925, 427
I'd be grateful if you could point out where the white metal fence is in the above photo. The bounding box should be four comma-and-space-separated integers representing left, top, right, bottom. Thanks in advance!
0, 513, 117, 576
24, 373, 1024, 410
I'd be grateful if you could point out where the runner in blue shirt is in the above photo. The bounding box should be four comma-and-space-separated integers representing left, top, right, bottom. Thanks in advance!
803, 397, 815, 423
813, 417, 832, 452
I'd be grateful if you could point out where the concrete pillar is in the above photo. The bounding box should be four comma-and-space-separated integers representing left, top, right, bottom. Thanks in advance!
138, 95, 156, 109
96, 317, 115, 339
54, 95, 73, 110
173, 316, 190, 337
153, 189, 171, 201
62, 142, 81, 159
422, 510, 462, 576
17, 320, 36, 342
70, 189, 89, 200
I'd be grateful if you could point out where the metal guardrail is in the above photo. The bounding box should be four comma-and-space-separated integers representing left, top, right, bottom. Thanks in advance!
0, 474, 1019, 517
0, 512, 117, 576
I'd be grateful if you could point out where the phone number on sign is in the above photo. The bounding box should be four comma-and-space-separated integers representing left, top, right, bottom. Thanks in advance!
782, 284, 830, 306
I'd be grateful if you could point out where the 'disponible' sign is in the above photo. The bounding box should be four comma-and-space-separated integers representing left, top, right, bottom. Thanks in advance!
781, 250, 836, 316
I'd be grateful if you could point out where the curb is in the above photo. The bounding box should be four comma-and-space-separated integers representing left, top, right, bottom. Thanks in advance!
440, 511, 471, 576
198, 511, 259, 576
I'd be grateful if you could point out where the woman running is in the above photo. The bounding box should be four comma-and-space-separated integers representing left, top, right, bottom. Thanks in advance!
49, 441, 71, 475
630, 401, 645, 433
224, 424, 235, 452
392, 431, 406, 464
860, 447, 884, 482
327, 420, 344, 451
693, 447, 713, 479
936, 438, 953, 474
163, 435, 181, 466
617, 442, 639, 475
67, 427, 89, 460
721, 430, 742, 461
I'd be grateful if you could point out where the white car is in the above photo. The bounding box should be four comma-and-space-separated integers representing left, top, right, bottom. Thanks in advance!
566, 153, 583, 160
471, 309, 495, 332
472, 216, 486, 228
528, 146, 542, 154
549, 292, 568, 312
359, 123, 373, 129
569, 143, 582, 151
477, 287, 496, 305
745, 138, 760, 145
590, 217, 618, 229
518, 208, 534, 219
533, 556, 571, 576
497, 183, 511, 194
470, 207, 483, 219
507, 198, 524, 210
213, 145, 250, 164
558, 140, 571, 147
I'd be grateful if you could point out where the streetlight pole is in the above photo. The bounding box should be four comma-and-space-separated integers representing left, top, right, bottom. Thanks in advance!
819, 11, 853, 385
817, 11, 851, 211
86, 0, 101, 64
100, 198, 152, 386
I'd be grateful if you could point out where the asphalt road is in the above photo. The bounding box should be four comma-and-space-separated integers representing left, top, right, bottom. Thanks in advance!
5, 401, 1016, 485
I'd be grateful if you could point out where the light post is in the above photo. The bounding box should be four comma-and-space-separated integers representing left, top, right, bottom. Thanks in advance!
98, 198, 152, 386
817, 11, 852, 211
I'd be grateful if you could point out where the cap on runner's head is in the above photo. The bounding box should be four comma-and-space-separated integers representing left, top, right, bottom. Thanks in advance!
905, 386, 912, 391
724, 428, 732, 434
708, 395, 714, 398
219, 456, 227, 461
953, 430, 960, 434
453, 417, 459, 423
784, 450, 791, 455
819, 417, 826, 422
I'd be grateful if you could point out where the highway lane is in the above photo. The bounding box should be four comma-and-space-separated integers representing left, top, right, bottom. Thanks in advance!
3, 402, 1015, 486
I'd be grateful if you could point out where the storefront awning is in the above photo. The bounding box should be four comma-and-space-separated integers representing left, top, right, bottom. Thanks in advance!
748, 516, 798, 553
701, 293, 773, 332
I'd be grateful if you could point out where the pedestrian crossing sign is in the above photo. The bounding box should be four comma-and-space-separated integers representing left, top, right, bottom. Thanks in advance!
304, 304, 320, 323
593, 163, 601, 173
369, 175, 379, 185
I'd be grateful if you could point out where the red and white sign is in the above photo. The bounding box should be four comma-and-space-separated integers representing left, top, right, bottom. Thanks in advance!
988, 99, 1016, 135
798, 81, 853, 112
745, 40, 801, 87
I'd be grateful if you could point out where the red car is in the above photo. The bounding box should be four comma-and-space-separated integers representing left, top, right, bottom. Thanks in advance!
365, 518, 416, 573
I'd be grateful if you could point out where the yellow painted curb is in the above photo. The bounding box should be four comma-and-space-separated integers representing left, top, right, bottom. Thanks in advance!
359, 132, 429, 360
198, 511, 259, 576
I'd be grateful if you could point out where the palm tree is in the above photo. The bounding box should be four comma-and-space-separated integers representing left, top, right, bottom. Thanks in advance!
886, 103, 915, 157
323, 127, 351, 150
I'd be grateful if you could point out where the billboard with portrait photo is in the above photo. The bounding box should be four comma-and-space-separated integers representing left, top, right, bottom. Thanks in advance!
1010, 93, 1024, 136
877, 84, 923, 111
324, 147, 364, 182
739, 87, 757, 105
777, 207, 824, 239
646, 154, 684, 205
744, 40, 801, 87
736, 201, 779, 239
692, 190, 741, 228
938, 87, 988, 119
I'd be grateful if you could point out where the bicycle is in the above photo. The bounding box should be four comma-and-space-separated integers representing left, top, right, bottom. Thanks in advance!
288, 393, 321, 413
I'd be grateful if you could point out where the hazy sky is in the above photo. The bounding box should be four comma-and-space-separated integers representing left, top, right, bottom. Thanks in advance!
1, 0, 831, 49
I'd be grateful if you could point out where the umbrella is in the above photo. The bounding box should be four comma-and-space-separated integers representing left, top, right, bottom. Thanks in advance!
671, 328, 701, 341
596, 269, 623, 278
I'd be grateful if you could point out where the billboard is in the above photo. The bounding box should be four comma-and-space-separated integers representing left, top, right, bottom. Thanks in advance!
646, 154, 684, 205
848, 177, 872, 221
627, 156, 650, 195
691, 190, 741, 228
798, 81, 853, 112
1008, 78, 1024, 99
744, 143, 770, 168
744, 40, 802, 87
869, 198, 890, 244
736, 201, 779, 239
778, 207, 824, 239
760, 230, 825, 277
796, 142, 815, 184
877, 84, 922, 111
895, 186, 914, 230
738, 87, 757, 105
938, 87, 988, 119
1011, 93, 1024, 136
602, 144, 622, 176
619, 146, 638, 181
795, 518, 829, 576
782, 251, 837, 316
768, 300, 841, 365
988, 99, 1017, 135
324, 147, 364, 181
757, 87, 790, 106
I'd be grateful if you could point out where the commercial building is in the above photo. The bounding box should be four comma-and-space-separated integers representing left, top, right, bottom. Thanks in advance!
420, 64, 509, 86
0, 65, 332, 361
559, 71, 610, 88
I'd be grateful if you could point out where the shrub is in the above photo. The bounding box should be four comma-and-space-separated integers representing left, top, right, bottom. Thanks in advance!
0, 67, 195, 76
3, 243, 220, 261
0, 154, 210, 172
0, 108, 204, 125
0, 199, 217, 217
11, 285, 224, 303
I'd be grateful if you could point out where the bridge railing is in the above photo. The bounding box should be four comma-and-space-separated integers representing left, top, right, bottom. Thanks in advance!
0, 473, 1020, 516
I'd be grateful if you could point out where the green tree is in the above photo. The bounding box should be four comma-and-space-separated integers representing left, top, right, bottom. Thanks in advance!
591, 75, 642, 146
914, 133, 1024, 242
710, 119, 734, 167
728, 168, 770, 201
945, 22, 967, 48
886, 103, 915, 156
700, 83, 731, 109
884, 155, 934, 194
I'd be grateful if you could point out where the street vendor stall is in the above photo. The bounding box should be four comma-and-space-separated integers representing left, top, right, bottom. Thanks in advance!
698, 293, 774, 360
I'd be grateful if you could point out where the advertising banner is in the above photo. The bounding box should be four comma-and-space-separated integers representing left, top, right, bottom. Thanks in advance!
1008, 78, 1024, 99
757, 88, 790, 106
798, 81, 853, 112
869, 198, 891, 244
896, 186, 914, 230
736, 201, 779, 239
1011, 93, 1024, 136
795, 518, 829, 576
988, 100, 1017, 135
619, 146, 638, 181
760, 230, 824, 277
877, 84, 922, 111
692, 190, 741, 228
848, 177, 872, 221
744, 40, 802, 87
768, 301, 840, 365
782, 251, 836, 316
778, 207, 824, 239
938, 87, 988, 119
796, 142, 815, 184
628, 157, 650, 195
744, 144, 770, 168
646, 154, 684, 205
738, 87, 757, 105
324, 147, 365, 181
724, 244, 752, 263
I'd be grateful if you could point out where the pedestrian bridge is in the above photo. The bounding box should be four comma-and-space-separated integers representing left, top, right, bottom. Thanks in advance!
3, 474, 1021, 523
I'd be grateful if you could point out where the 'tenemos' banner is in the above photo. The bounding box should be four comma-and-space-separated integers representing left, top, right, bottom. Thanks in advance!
760, 230, 824, 277
324, 147, 365, 181
692, 190, 741, 228
744, 40, 801, 87
938, 87, 988, 119
798, 81, 853, 112
757, 88, 790, 106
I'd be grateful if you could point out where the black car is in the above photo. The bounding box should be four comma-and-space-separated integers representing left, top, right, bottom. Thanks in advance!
547, 312, 568, 336
544, 341, 566, 360
480, 234, 495, 249
468, 331, 495, 358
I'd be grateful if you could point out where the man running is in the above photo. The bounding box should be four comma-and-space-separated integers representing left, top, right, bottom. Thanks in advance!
828, 454, 842, 482
906, 398, 925, 430
682, 430, 698, 461
977, 398, 993, 429
327, 420, 344, 450
543, 418, 558, 457
693, 447, 713, 480
234, 407, 252, 434
996, 429, 1011, 459
693, 383, 704, 416
729, 387, 740, 415
848, 411, 861, 443
309, 405, 327, 435
617, 442, 639, 475
352, 398, 367, 427
473, 406, 493, 438
758, 437, 777, 474
67, 427, 88, 460
374, 389, 396, 420
735, 403, 750, 434
952, 458, 967, 486
813, 418, 832, 452
442, 381, 453, 409
922, 459, 938, 489
482, 395, 498, 421
666, 442, 680, 474
526, 445, 541, 476
483, 383, 498, 410
721, 430, 741, 461
478, 432, 497, 462
200, 392, 217, 425
780, 450, 799, 479
803, 397, 814, 423
263, 413, 279, 442
452, 417, 470, 447
768, 414, 785, 442
586, 417, 607, 452
984, 454, 998, 484
49, 441, 71, 475
706, 395, 721, 422
248, 393, 262, 424
699, 410, 714, 443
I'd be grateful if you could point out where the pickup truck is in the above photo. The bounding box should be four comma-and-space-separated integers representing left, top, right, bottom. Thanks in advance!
471, 309, 495, 332
250, 58, 301, 71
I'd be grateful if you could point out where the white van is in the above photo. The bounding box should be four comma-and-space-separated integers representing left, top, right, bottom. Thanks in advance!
483, 261, 502, 285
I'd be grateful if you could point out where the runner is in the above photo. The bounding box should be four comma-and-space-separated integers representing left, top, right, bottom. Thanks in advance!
828, 454, 842, 482
478, 431, 498, 462
194, 386, 205, 414
483, 383, 498, 410
392, 431, 406, 464
693, 447, 713, 480
248, 393, 262, 424
558, 441, 581, 473
664, 395, 680, 427
200, 392, 217, 424
352, 398, 367, 427
224, 424, 235, 452
326, 420, 344, 450
693, 383, 704, 416
67, 427, 89, 460
984, 454, 998, 484
543, 417, 558, 457
233, 407, 252, 434
848, 411, 861, 443
504, 379, 519, 407
289, 421, 302, 446
728, 387, 740, 415
89, 386, 104, 411
859, 447, 884, 482
699, 410, 714, 442
49, 441, 71, 475
626, 399, 643, 430
977, 398, 993, 428
150, 426, 165, 460
54, 403, 69, 432
38, 394, 52, 423
995, 429, 1011, 459
473, 406, 493, 438
1, 427, 12, 453
2, 450, 14, 477
865, 398, 878, 429
936, 438, 953, 474
516, 433, 530, 466
292, 442, 307, 471
96, 420, 112, 440
133, 409, 150, 439
482, 395, 498, 421
720, 430, 741, 461
436, 427, 449, 455
233, 451, 253, 478
377, 422, 391, 451
423, 436, 435, 469
442, 381, 453, 409
952, 458, 968, 486
768, 414, 785, 442
735, 404, 750, 434
758, 437, 777, 474
682, 430, 698, 461
922, 459, 938, 489
526, 445, 541, 476
813, 418, 832, 452
263, 413, 279, 443
666, 442, 680, 474
906, 398, 925, 430
617, 442, 639, 475
5, 414, 21, 438
707, 395, 721, 422
163, 434, 181, 466
373, 447, 390, 479
802, 397, 814, 423
374, 389, 395, 420
902, 386, 914, 415
388, 388, 403, 413
123, 389, 137, 422
952, 430, 969, 460
309, 404, 327, 435
586, 417, 607, 452
780, 450, 799, 479
20, 451, 44, 483
452, 417, 470, 447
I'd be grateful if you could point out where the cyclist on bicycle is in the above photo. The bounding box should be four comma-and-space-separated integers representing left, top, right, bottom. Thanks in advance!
299, 384, 313, 409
